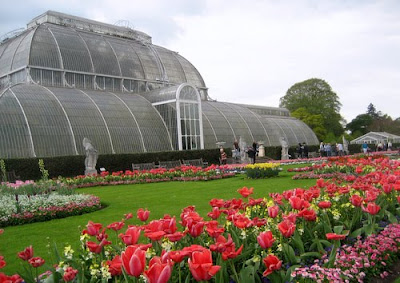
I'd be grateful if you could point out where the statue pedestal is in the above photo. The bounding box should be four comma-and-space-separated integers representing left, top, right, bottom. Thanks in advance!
258, 144, 265, 157
85, 169, 98, 176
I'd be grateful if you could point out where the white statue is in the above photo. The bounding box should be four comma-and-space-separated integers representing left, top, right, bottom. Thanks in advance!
83, 138, 98, 175
280, 137, 289, 160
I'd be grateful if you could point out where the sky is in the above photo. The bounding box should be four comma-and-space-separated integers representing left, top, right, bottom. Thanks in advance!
1, 0, 399, 123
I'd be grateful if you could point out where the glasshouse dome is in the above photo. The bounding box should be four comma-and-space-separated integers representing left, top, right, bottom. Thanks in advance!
0, 11, 319, 158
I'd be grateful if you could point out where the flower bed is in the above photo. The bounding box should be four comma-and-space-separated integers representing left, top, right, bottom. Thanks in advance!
1, 156, 400, 282
61, 165, 235, 188
0, 181, 101, 227
244, 162, 281, 179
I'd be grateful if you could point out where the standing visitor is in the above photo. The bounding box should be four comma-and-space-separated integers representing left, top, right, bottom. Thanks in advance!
362, 142, 368, 154
233, 140, 240, 161
220, 148, 227, 165
319, 142, 325, 157
302, 142, 309, 158
388, 141, 393, 151
337, 143, 344, 156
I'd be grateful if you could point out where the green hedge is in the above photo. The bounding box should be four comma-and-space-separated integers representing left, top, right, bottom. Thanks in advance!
2, 143, 398, 181
1, 149, 220, 181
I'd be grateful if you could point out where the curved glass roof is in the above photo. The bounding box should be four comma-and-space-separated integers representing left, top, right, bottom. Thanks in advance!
202, 101, 319, 148
0, 21, 205, 90
0, 84, 172, 158
0, 11, 319, 159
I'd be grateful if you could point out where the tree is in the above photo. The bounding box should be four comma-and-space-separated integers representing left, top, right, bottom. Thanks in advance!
291, 107, 326, 140
346, 114, 373, 136
347, 104, 400, 136
279, 78, 344, 139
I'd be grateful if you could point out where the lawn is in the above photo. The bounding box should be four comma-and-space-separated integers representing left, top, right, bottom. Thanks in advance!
1, 167, 316, 274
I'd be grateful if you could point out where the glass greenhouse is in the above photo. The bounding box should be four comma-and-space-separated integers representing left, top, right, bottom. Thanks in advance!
0, 11, 319, 158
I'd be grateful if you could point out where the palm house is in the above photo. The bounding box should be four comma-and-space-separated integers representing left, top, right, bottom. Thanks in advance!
0, 11, 319, 158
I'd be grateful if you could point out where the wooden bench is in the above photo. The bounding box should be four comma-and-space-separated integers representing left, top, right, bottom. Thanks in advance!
158, 160, 182, 169
132, 162, 157, 171
182, 158, 209, 168
0, 170, 20, 183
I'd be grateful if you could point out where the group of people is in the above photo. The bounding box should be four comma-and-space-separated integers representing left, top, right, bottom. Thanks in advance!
296, 142, 309, 158
361, 140, 392, 154
319, 142, 346, 157
220, 140, 259, 165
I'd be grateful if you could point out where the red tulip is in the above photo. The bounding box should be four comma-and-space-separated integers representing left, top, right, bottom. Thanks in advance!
317, 201, 331, 209
121, 245, 147, 277
207, 207, 222, 220
84, 221, 102, 236
268, 205, 279, 218
362, 202, 381, 215
188, 221, 205, 238
107, 221, 125, 231
205, 221, 225, 238
0, 273, 22, 283
0, 229, 3, 235
350, 194, 363, 207
17, 246, 34, 261
237, 186, 254, 198
63, 267, 78, 281
262, 254, 282, 276
257, 231, 275, 249
107, 255, 122, 276
137, 208, 150, 222
86, 241, 102, 254
382, 184, 393, 194
124, 213, 133, 220
119, 226, 141, 245
326, 233, 346, 241
28, 257, 45, 268
298, 208, 317, 221
0, 256, 6, 269
143, 256, 173, 283
165, 231, 185, 242
188, 248, 221, 281
169, 250, 189, 263
355, 166, 363, 174
316, 178, 326, 188
289, 196, 304, 210
277, 220, 296, 238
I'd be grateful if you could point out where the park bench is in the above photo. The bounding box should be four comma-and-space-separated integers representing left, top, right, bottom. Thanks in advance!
0, 170, 20, 183
158, 160, 182, 169
132, 162, 157, 171
182, 158, 209, 168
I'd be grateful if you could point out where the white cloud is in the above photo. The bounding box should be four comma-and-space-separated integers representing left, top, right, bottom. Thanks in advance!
1, 0, 399, 122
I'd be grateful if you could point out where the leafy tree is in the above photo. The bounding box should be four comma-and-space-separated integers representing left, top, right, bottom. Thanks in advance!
347, 103, 400, 136
280, 78, 344, 139
291, 107, 326, 140
346, 114, 373, 136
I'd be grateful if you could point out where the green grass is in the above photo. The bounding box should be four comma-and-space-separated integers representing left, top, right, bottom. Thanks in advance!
1, 169, 316, 274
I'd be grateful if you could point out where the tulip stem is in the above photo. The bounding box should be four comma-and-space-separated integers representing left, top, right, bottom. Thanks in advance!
178, 264, 182, 283
229, 260, 240, 283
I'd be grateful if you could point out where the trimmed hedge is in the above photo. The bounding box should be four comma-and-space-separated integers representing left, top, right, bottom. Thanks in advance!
2, 143, 398, 181
1, 149, 220, 181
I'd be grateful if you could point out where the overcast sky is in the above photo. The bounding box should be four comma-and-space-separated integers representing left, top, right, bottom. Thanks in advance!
1, 0, 399, 123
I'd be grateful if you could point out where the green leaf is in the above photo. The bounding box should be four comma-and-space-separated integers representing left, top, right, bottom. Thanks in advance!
350, 226, 363, 238
300, 252, 322, 259
239, 265, 256, 283
292, 231, 305, 254
386, 210, 398, 224
333, 225, 344, 234
284, 265, 301, 282
283, 243, 300, 264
